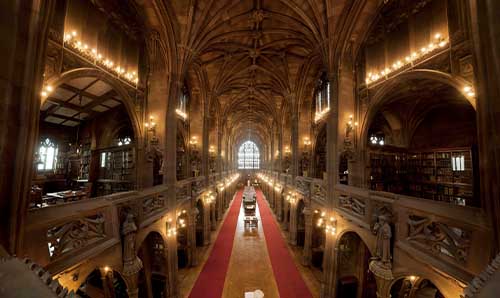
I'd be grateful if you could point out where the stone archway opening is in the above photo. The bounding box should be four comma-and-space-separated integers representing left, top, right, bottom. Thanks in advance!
336, 232, 377, 298
390, 276, 445, 298
137, 232, 168, 298
195, 199, 205, 247
363, 77, 479, 206
76, 268, 128, 298
32, 75, 139, 208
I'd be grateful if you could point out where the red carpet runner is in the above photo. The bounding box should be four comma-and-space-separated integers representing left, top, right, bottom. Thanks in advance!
256, 189, 313, 298
189, 190, 242, 298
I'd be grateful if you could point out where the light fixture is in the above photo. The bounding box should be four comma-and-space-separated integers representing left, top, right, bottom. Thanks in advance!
366, 32, 448, 86
176, 108, 187, 119
370, 134, 385, 146
463, 86, 476, 98
63, 30, 139, 85
303, 137, 311, 146
314, 107, 330, 122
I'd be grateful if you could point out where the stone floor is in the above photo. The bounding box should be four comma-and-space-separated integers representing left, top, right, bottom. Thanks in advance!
179, 192, 321, 298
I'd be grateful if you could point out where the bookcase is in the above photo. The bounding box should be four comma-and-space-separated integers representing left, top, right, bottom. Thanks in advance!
368, 147, 476, 206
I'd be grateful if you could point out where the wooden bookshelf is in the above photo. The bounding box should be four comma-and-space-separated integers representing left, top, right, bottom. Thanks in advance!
368, 147, 476, 206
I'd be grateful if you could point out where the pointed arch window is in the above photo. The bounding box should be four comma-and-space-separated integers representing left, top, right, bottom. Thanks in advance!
37, 138, 58, 171
314, 74, 331, 122
238, 141, 260, 169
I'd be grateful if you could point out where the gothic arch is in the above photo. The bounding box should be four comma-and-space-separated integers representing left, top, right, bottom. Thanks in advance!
43, 68, 143, 144
360, 70, 476, 151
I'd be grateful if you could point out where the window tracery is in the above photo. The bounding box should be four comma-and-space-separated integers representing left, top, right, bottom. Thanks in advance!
238, 141, 260, 169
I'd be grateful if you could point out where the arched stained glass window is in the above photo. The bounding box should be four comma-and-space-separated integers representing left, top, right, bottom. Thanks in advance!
238, 141, 260, 169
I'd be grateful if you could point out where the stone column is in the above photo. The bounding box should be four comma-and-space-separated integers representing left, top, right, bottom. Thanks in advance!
302, 207, 313, 266
470, 0, 500, 254
283, 201, 289, 230
0, 0, 54, 254
210, 203, 216, 230
123, 273, 140, 298
203, 201, 211, 246
99, 268, 114, 298
288, 201, 297, 245
321, 71, 340, 298
166, 236, 178, 298
187, 208, 198, 266
276, 191, 283, 221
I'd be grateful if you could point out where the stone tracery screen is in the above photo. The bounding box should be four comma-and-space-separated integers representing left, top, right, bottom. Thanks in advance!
238, 141, 260, 169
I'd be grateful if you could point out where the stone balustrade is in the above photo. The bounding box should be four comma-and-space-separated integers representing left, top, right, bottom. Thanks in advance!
334, 184, 492, 283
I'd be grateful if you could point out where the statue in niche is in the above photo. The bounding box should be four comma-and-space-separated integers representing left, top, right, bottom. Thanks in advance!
372, 214, 392, 266
122, 212, 143, 276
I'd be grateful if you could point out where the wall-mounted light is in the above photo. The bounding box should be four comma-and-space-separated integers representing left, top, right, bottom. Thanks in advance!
40, 85, 53, 99
284, 146, 291, 155
63, 30, 139, 85
366, 32, 448, 86
145, 116, 156, 132
463, 86, 476, 98
303, 137, 311, 146
209, 145, 216, 154
346, 115, 359, 132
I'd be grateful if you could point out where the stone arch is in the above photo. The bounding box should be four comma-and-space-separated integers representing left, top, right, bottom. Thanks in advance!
386, 269, 450, 298
76, 267, 129, 298
43, 68, 143, 144
136, 231, 169, 298
360, 70, 475, 150
334, 230, 377, 298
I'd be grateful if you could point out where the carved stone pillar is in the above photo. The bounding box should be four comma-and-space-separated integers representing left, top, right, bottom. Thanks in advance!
302, 207, 313, 266
288, 203, 297, 245
470, 0, 500, 254
276, 191, 283, 221
122, 273, 140, 298
0, 0, 54, 254
211, 203, 216, 230
187, 208, 198, 266
99, 268, 114, 298
203, 201, 211, 246
283, 201, 289, 230
166, 235, 178, 298
121, 213, 143, 298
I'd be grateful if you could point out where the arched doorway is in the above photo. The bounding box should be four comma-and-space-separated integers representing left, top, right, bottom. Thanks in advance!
138, 232, 168, 298
336, 232, 377, 298
77, 268, 128, 298
390, 276, 445, 298
296, 199, 306, 247
177, 209, 189, 269
362, 77, 479, 206
311, 209, 326, 270
195, 199, 205, 247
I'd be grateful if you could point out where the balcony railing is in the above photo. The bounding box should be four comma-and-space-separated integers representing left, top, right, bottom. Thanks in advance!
334, 184, 491, 281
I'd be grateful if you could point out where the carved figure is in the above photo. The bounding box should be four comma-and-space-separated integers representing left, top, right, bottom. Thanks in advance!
122, 212, 143, 275
372, 215, 392, 265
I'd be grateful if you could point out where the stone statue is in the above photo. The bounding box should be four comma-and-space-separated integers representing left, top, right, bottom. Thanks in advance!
372, 215, 392, 266
122, 212, 143, 275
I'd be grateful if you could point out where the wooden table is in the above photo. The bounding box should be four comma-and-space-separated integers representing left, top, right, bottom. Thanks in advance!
46, 190, 87, 202
244, 216, 258, 228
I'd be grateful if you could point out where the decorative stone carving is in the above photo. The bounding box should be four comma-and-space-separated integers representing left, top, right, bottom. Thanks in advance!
338, 195, 366, 216
372, 214, 392, 265
312, 181, 326, 201
121, 212, 143, 276
462, 253, 500, 298
142, 195, 166, 216
295, 178, 310, 196
407, 215, 470, 263
47, 214, 106, 259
